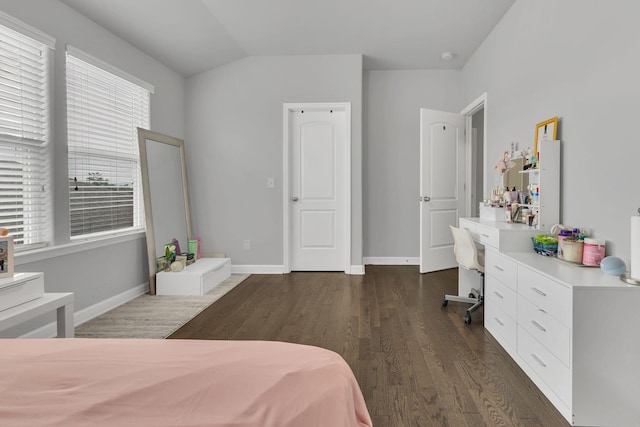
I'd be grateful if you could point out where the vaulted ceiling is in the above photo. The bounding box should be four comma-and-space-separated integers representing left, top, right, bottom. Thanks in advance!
60, 0, 515, 77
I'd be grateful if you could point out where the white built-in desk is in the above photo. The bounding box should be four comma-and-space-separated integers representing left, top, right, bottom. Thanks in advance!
457, 218, 539, 296
156, 257, 231, 295
485, 249, 640, 426
459, 217, 540, 252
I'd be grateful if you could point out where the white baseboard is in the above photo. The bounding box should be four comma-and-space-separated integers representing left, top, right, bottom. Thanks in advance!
231, 265, 286, 274
349, 265, 365, 275
231, 265, 366, 275
19, 282, 148, 338
363, 257, 420, 265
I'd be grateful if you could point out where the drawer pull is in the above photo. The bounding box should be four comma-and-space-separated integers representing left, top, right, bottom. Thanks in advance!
538, 308, 547, 314
463, 227, 471, 231
531, 320, 547, 332
481, 233, 490, 238
494, 317, 504, 326
493, 265, 504, 272
531, 353, 547, 368
531, 287, 547, 297
493, 291, 504, 299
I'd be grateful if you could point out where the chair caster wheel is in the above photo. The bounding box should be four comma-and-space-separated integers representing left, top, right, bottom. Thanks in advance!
464, 316, 472, 324
468, 293, 475, 298
441, 299, 448, 307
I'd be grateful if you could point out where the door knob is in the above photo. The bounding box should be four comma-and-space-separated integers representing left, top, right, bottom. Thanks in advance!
424, 196, 431, 202
291, 196, 299, 202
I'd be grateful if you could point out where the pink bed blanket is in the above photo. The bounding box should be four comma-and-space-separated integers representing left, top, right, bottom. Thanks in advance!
0, 339, 372, 427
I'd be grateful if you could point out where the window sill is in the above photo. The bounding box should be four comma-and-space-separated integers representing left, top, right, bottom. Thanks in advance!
15, 231, 146, 266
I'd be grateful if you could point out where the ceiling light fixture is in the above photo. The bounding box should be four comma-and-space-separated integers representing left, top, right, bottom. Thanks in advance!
441, 51, 454, 61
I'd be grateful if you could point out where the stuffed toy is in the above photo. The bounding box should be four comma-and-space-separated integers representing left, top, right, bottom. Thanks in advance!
494, 151, 515, 174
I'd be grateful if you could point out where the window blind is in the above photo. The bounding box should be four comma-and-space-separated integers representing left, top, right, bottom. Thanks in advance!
66, 49, 150, 238
0, 22, 52, 249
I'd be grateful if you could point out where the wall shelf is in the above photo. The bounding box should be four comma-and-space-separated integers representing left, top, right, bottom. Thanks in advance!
517, 140, 560, 230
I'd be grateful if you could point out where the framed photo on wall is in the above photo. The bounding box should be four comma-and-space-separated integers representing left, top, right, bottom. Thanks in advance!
0, 236, 14, 278
534, 116, 558, 157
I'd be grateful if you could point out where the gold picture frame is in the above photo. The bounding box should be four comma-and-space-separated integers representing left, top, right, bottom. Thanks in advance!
0, 236, 14, 278
534, 116, 558, 157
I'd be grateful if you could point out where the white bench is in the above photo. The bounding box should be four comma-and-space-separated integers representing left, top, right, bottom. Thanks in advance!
155, 257, 231, 295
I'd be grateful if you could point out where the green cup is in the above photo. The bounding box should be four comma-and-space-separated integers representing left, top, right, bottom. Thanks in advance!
188, 240, 198, 257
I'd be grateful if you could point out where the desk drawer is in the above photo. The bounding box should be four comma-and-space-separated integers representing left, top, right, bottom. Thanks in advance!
459, 219, 477, 238
475, 223, 500, 248
485, 274, 517, 320
518, 265, 571, 326
485, 294, 516, 351
518, 295, 570, 366
518, 326, 571, 406
485, 250, 517, 290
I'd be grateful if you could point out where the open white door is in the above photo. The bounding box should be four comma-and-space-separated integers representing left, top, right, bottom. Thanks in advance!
419, 108, 466, 273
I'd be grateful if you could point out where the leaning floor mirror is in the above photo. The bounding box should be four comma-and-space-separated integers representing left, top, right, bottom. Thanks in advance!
138, 128, 192, 295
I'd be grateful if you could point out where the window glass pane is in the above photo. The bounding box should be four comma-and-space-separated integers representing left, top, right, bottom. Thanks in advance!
0, 20, 52, 249
66, 49, 149, 238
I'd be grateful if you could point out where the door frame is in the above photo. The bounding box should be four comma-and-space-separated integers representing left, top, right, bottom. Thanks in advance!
282, 102, 352, 274
460, 92, 487, 218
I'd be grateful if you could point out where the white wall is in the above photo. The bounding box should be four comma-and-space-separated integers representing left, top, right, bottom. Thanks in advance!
0, 0, 185, 336
364, 70, 464, 259
462, 0, 640, 263
185, 55, 363, 269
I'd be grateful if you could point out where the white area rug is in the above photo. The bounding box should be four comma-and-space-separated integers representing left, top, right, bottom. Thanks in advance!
75, 274, 249, 339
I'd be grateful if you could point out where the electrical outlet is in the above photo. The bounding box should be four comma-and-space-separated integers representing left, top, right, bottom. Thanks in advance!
243, 239, 251, 250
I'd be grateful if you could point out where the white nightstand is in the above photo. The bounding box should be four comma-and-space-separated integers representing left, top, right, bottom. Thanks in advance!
0, 290, 74, 337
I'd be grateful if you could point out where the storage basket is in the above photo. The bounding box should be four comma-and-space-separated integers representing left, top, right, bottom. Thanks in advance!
531, 236, 558, 256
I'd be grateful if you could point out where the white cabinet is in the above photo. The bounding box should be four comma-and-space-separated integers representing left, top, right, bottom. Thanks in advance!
156, 258, 231, 296
485, 251, 640, 426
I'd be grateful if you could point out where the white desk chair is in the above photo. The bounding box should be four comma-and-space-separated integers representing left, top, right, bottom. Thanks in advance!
441, 225, 484, 324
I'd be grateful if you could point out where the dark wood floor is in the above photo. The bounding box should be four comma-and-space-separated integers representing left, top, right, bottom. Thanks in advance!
169, 265, 568, 427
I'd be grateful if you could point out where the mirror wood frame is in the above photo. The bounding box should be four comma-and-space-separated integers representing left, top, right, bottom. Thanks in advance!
137, 128, 192, 295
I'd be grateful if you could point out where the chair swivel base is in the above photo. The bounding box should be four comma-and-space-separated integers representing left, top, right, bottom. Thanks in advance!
441, 288, 483, 324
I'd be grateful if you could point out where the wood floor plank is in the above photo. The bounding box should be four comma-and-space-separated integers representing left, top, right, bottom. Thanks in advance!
169, 265, 569, 426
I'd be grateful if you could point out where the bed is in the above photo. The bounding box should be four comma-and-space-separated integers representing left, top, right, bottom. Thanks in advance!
0, 339, 372, 427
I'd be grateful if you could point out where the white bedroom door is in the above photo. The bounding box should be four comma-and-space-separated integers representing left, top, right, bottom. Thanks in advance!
419, 108, 466, 273
287, 105, 349, 272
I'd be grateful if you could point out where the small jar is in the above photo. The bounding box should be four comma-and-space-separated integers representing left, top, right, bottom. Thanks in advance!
562, 238, 584, 263
582, 238, 606, 266
557, 229, 573, 260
